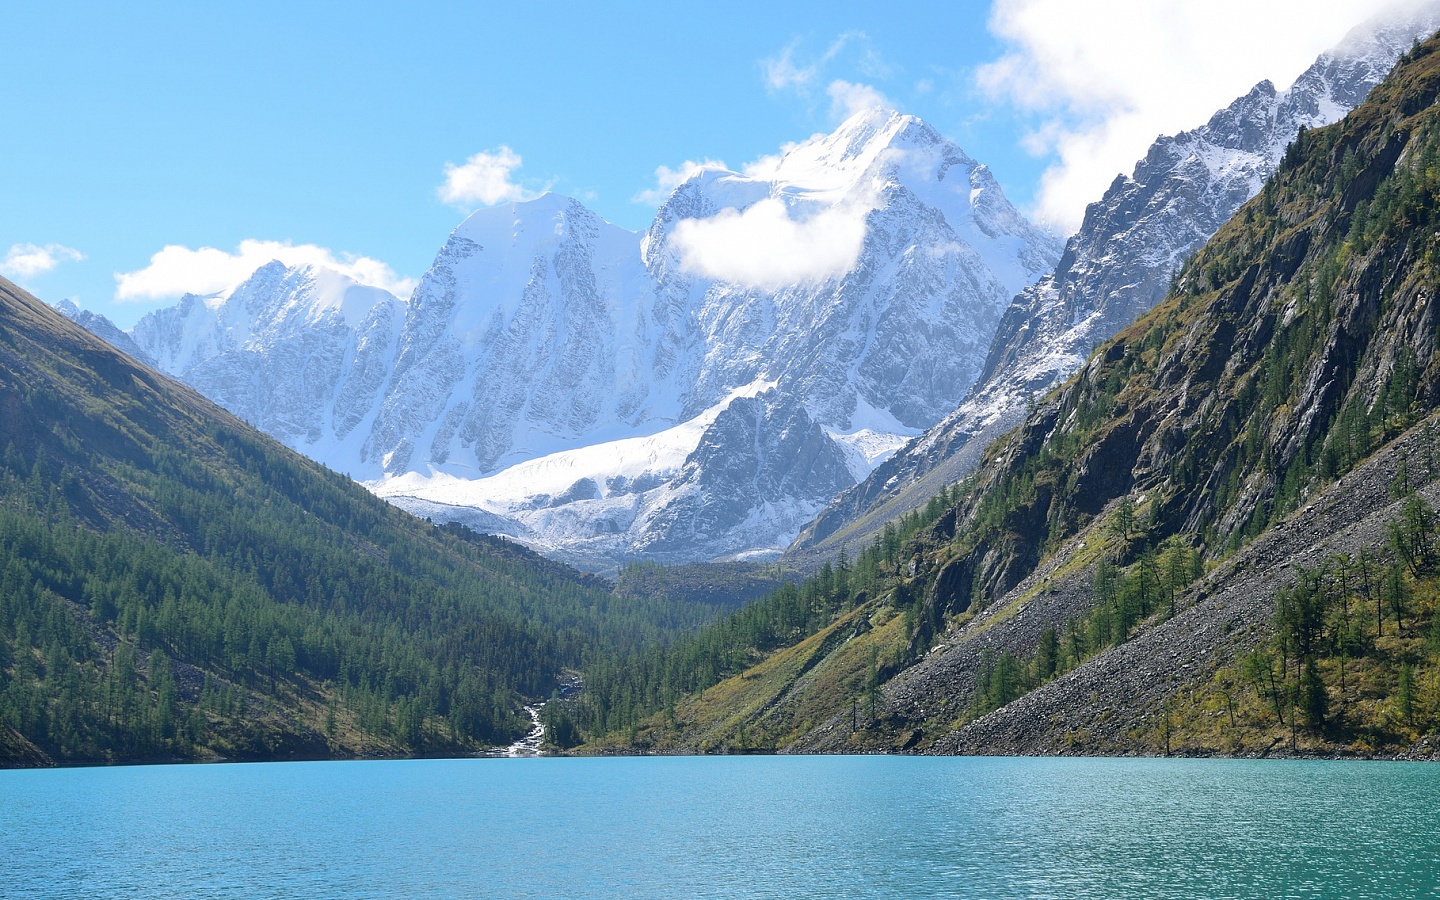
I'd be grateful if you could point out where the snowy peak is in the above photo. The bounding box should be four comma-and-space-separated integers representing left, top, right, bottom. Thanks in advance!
122, 261, 406, 458
420, 192, 638, 335
130, 261, 404, 372
227, 261, 402, 332
77, 112, 1060, 568
671, 107, 987, 213
648, 108, 969, 218
754, 107, 957, 198
639, 107, 1054, 288
791, 3, 1440, 562
452, 191, 599, 249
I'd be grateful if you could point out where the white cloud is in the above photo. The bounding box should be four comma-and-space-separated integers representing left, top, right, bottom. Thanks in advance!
670, 198, 869, 289
437, 146, 541, 209
764, 33, 871, 91
114, 239, 416, 301
632, 158, 730, 206
0, 243, 84, 280
827, 79, 891, 119
764, 44, 818, 91
762, 32, 894, 123
978, 0, 1415, 232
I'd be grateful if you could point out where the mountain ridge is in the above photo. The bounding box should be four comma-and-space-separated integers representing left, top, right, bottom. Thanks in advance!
70, 108, 1061, 568
789, 6, 1440, 565
573, 27, 1440, 759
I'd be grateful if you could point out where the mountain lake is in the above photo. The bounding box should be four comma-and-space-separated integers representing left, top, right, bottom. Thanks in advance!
2, 754, 1436, 898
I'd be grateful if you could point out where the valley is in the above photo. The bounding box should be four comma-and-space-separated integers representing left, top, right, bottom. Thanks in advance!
567, 25, 1440, 760
9, 4, 1440, 770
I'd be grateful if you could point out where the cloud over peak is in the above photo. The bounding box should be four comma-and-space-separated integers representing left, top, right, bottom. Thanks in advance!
633, 158, 730, 206
670, 198, 869, 289
978, 0, 1405, 232
762, 32, 893, 126
438, 146, 547, 209
114, 239, 416, 302
827, 79, 892, 120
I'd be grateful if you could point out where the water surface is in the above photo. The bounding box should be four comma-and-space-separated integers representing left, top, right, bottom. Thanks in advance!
2, 755, 1436, 898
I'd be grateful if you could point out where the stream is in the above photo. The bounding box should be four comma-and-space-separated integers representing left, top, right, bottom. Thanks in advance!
504, 704, 545, 757
502, 674, 581, 757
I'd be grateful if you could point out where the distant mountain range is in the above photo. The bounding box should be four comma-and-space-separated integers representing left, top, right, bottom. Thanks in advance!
68, 109, 1061, 568
61, 7, 1440, 573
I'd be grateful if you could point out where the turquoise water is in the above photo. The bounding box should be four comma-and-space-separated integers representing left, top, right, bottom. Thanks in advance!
2, 755, 1437, 898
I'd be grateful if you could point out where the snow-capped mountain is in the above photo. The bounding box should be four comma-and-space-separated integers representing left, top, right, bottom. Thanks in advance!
361, 192, 672, 478
118, 262, 406, 463
53, 299, 156, 369
377, 109, 1060, 566
74, 108, 1060, 568
791, 7, 1440, 560
639, 109, 1058, 433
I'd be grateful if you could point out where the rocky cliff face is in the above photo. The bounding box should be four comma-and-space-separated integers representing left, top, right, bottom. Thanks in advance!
109, 262, 406, 466
626, 30, 1440, 757
71, 109, 1059, 567
627, 392, 857, 560
790, 7, 1440, 563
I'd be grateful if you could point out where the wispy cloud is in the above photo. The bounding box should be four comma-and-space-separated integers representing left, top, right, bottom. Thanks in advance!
114, 239, 416, 301
763, 42, 819, 92
762, 32, 894, 123
0, 243, 84, 280
978, 0, 1413, 232
437, 146, 548, 209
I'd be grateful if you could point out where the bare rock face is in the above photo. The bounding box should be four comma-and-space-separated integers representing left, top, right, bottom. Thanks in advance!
791, 8, 1440, 563
120, 262, 406, 465
628, 392, 857, 561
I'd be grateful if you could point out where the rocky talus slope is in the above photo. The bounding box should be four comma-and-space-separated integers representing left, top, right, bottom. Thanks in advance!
905, 421, 1440, 757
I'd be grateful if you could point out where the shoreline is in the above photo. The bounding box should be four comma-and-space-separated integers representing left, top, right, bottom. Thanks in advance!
7, 742, 1438, 771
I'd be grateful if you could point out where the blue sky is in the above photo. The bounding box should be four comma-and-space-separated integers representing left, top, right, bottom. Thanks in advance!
0, 0, 1413, 326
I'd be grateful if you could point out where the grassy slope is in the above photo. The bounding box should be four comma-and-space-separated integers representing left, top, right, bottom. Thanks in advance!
578, 33, 1440, 758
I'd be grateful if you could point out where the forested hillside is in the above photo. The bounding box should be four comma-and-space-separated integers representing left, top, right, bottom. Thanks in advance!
0, 277, 707, 765
570, 32, 1440, 758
